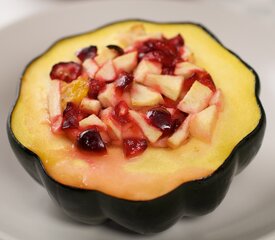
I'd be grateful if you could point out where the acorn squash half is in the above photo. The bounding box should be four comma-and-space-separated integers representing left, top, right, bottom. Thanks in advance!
7, 20, 266, 234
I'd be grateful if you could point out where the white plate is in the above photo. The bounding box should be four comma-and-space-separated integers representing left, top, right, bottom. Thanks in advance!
0, 1, 274, 239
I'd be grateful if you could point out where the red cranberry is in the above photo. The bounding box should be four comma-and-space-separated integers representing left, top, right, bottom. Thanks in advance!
77, 46, 97, 62
123, 138, 148, 157
170, 111, 187, 134
171, 119, 184, 133
50, 62, 82, 83
62, 102, 79, 129
137, 36, 182, 72
183, 71, 216, 92
115, 72, 133, 94
146, 107, 172, 135
113, 101, 129, 124
77, 129, 106, 153
88, 79, 106, 99
107, 45, 124, 55
143, 50, 165, 63
162, 66, 175, 75
168, 34, 184, 48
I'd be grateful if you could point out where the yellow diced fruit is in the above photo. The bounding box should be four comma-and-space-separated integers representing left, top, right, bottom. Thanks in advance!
61, 78, 89, 109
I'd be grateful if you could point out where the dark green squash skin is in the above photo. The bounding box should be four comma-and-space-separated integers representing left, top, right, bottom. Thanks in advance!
7, 20, 266, 234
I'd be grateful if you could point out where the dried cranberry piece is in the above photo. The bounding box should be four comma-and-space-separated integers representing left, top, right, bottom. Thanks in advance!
147, 107, 172, 135
115, 72, 133, 94
50, 62, 82, 83
77, 129, 106, 153
88, 79, 106, 99
168, 34, 184, 48
162, 66, 175, 75
77, 46, 97, 62
138, 39, 158, 53
113, 101, 129, 124
155, 39, 177, 58
107, 45, 124, 55
62, 102, 79, 129
137, 39, 162, 62
138, 37, 182, 71
170, 111, 187, 134
143, 50, 165, 63
123, 138, 148, 157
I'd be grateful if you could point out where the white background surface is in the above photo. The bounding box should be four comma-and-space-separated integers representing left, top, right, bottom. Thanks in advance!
0, 0, 274, 240
0, 0, 274, 29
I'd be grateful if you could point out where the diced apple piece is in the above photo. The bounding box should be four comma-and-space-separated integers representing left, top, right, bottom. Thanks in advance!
209, 89, 223, 111
117, 24, 146, 47
95, 60, 117, 82
113, 51, 138, 73
151, 137, 168, 148
121, 122, 145, 139
174, 62, 202, 79
177, 81, 213, 114
100, 131, 111, 144
48, 80, 62, 132
98, 83, 116, 108
129, 110, 162, 143
80, 98, 101, 114
95, 47, 118, 66
82, 59, 99, 78
129, 24, 146, 35
167, 116, 191, 148
134, 33, 162, 43
181, 46, 194, 62
121, 91, 132, 107
97, 82, 131, 108
100, 107, 122, 140
79, 114, 107, 130
131, 83, 163, 107
145, 74, 184, 101
189, 105, 218, 143
134, 59, 162, 83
